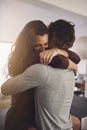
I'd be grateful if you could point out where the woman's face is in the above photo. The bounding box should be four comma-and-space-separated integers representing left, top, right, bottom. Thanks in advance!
35, 34, 48, 52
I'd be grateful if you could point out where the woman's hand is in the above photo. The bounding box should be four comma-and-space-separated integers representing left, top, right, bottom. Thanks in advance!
40, 49, 58, 64
40, 48, 68, 64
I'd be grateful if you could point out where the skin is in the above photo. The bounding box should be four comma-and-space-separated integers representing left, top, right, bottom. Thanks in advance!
71, 115, 81, 130
35, 34, 48, 51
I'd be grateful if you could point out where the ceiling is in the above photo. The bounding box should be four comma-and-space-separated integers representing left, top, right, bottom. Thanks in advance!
19, 0, 87, 17
18, 0, 87, 38
0, 0, 87, 42
39, 0, 87, 17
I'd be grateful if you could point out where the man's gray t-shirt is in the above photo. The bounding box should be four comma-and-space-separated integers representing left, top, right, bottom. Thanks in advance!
1, 64, 75, 130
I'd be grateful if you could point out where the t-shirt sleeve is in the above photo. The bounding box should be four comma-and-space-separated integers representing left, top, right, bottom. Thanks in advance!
49, 55, 69, 69
49, 50, 81, 69
67, 50, 81, 64
1, 64, 47, 95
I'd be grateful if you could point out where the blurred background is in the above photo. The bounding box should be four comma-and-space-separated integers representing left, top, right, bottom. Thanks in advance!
0, 0, 87, 130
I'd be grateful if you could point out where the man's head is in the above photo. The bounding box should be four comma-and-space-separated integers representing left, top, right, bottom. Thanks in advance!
48, 19, 75, 50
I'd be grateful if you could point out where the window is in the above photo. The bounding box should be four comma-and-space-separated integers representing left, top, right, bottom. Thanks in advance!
0, 42, 12, 92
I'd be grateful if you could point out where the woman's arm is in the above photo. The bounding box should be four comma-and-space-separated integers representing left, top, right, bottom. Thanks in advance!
48, 55, 69, 69
40, 48, 80, 64
40, 48, 68, 64
49, 55, 77, 75
68, 59, 77, 75
67, 50, 80, 64
40, 48, 78, 75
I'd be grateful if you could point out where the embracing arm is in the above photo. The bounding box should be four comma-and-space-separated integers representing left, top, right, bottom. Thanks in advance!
1, 74, 31, 95
49, 55, 69, 69
1, 64, 46, 95
49, 55, 77, 75
67, 50, 80, 64
53, 49, 80, 64
40, 48, 79, 75
40, 48, 68, 64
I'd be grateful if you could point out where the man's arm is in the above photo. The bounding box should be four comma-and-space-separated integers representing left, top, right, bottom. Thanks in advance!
1, 64, 46, 95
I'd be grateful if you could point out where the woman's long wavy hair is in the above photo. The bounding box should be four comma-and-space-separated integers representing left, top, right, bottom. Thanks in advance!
8, 20, 48, 76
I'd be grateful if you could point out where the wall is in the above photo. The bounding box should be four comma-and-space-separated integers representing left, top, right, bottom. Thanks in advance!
72, 36, 87, 97
0, 0, 87, 42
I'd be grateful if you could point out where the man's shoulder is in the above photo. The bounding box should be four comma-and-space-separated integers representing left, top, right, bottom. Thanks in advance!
27, 64, 49, 82
26, 64, 49, 75
30, 63, 53, 69
29, 63, 47, 69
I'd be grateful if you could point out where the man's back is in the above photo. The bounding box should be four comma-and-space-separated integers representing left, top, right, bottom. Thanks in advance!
1, 64, 75, 130
34, 64, 75, 130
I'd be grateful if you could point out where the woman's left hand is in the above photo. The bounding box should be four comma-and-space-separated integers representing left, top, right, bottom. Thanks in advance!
39, 49, 58, 64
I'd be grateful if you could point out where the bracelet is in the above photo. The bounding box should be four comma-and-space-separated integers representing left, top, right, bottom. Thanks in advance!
54, 48, 58, 55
